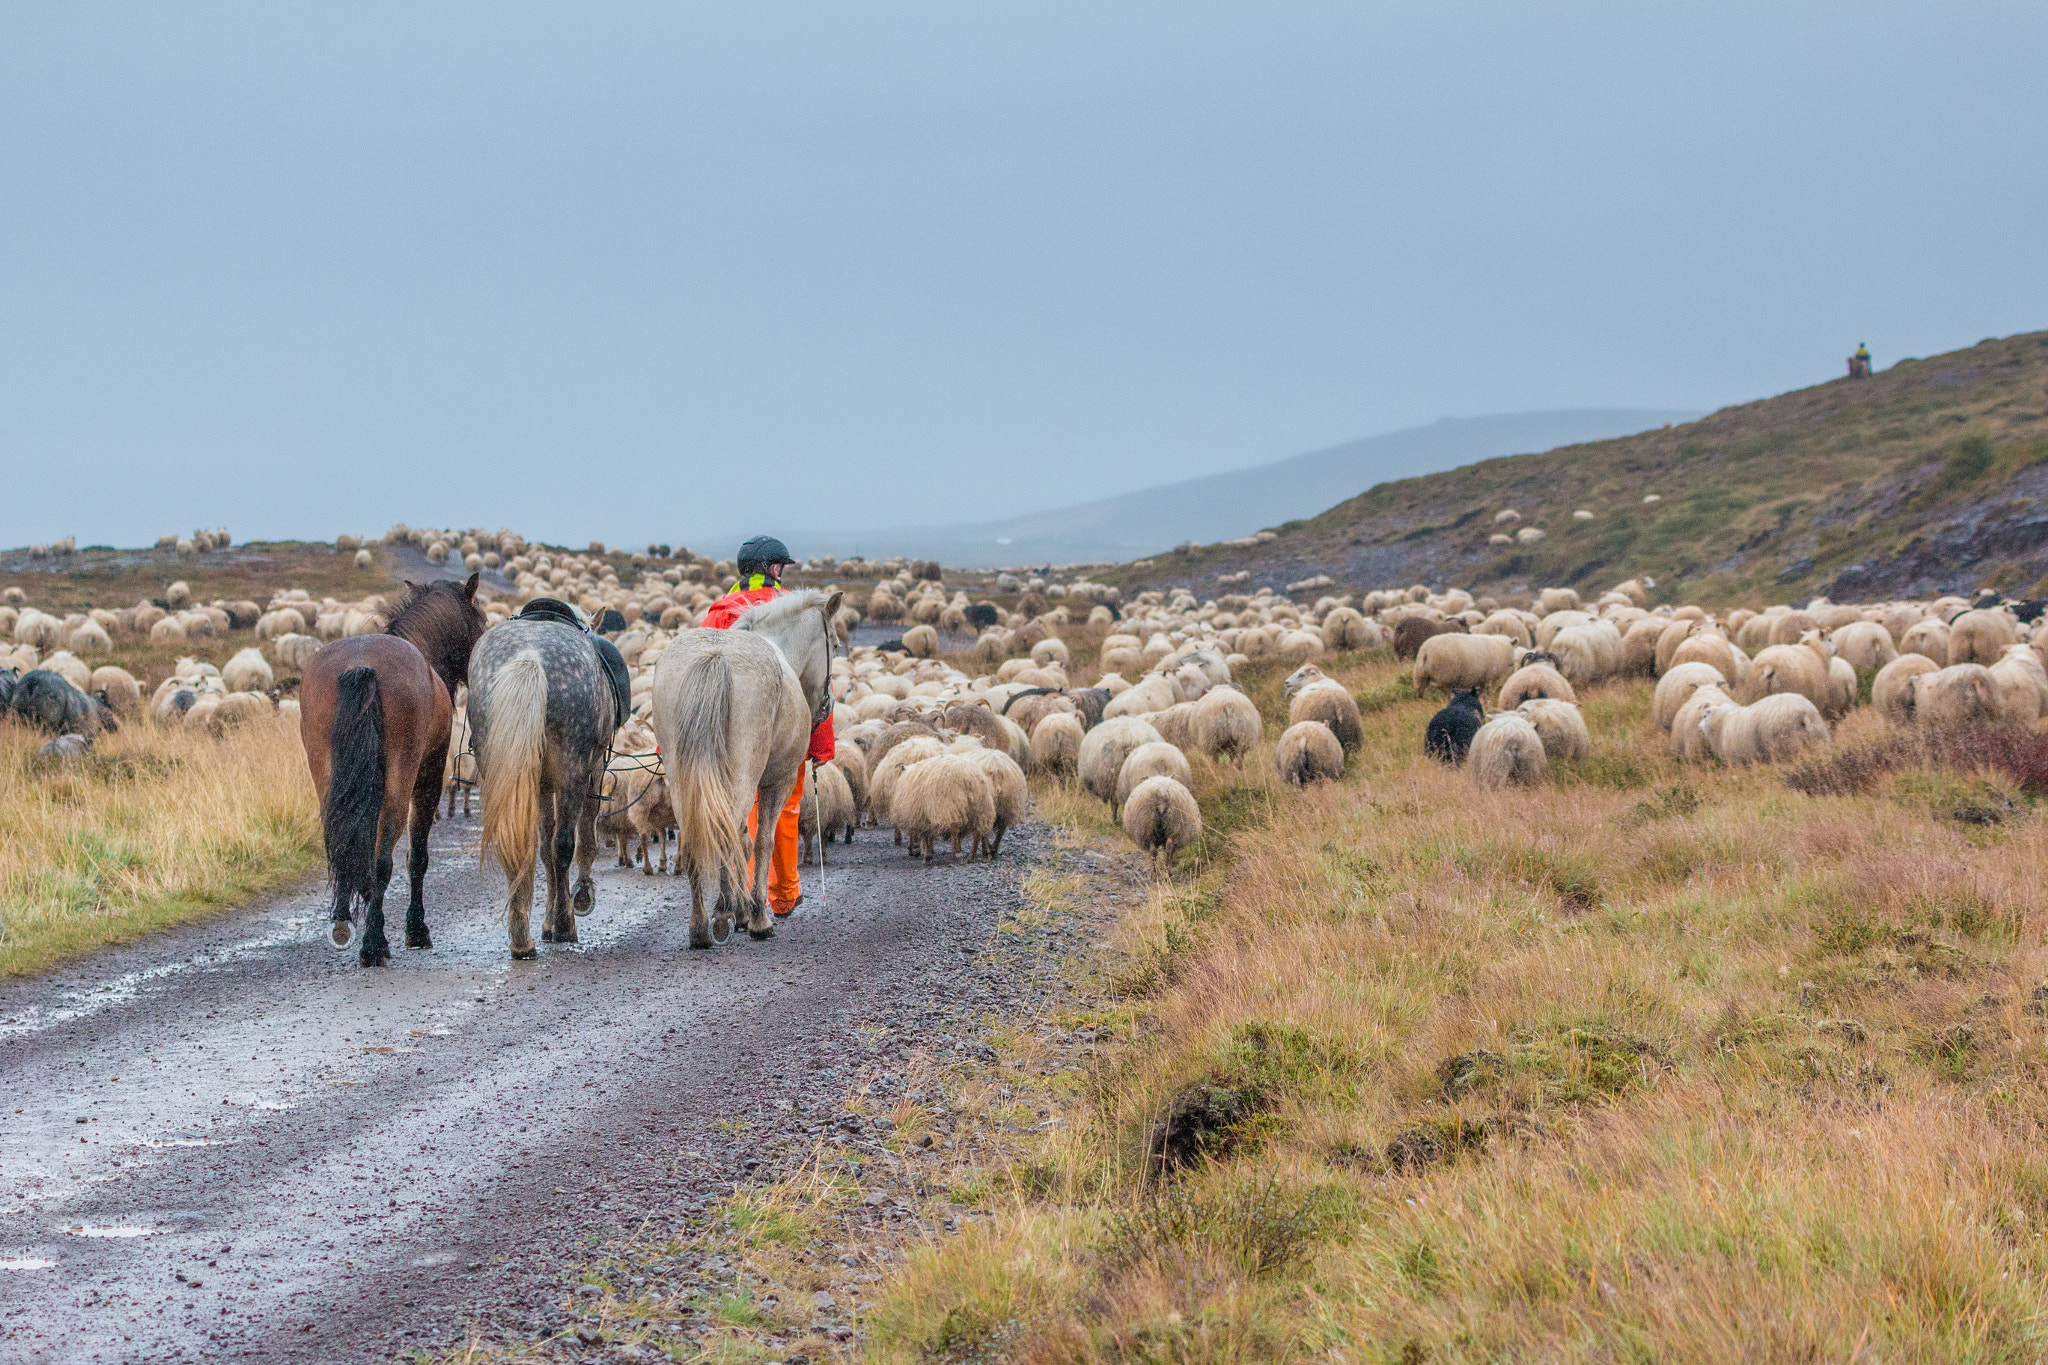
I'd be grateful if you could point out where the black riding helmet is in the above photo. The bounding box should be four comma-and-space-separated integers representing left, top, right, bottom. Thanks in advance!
736, 534, 793, 577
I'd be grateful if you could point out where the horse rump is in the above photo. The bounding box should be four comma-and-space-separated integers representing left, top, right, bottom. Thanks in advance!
478, 655, 548, 892
666, 651, 749, 904
324, 667, 387, 947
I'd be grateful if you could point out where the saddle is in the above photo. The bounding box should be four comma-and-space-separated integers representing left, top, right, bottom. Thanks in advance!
514, 598, 633, 726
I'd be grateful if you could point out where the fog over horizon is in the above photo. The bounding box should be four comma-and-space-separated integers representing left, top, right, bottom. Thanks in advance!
3, 3, 2044, 554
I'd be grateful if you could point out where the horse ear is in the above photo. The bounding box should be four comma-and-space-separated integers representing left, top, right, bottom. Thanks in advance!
404, 580, 418, 592
825, 590, 844, 619
464, 572, 480, 600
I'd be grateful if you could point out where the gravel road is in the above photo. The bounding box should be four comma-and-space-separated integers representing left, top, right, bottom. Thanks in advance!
0, 812, 1044, 1363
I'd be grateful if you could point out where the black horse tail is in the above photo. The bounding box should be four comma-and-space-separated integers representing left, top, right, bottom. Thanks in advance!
325, 667, 387, 947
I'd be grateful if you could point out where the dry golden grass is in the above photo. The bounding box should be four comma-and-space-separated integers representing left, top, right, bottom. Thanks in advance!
0, 713, 318, 976
867, 651, 2048, 1363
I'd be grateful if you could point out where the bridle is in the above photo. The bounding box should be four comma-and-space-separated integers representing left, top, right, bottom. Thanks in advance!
810, 604, 836, 728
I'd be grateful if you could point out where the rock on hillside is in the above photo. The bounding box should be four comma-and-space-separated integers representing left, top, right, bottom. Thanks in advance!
1109, 331, 2048, 608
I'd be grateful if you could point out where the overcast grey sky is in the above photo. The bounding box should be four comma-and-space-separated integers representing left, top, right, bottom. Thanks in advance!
3, 3, 2044, 553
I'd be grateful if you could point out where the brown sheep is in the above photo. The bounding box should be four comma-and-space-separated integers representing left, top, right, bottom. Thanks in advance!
1392, 614, 1464, 660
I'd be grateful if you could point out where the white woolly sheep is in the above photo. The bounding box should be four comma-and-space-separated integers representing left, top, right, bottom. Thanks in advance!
1029, 711, 1085, 778
901, 624, 940, 658
1414, 632, 1517, 695
1469, 714, 1548, 788
1516, 698, 1591, 761
1122, 774, 1202, 864
1699, 693, 1829, 765
1191, 686, 1261, 765
1987, 644, 2048, 724
89, 665, 142, 716
801, 758, 858, 857
66, 621, 111, 655
1948, 609, 2017, 665
1667, 632, 1742, 687
958, 747, 1028, 856
1149, 701, 1199, 749
1651, 661, 1728, 732
873, 736, 947, 839
1898, 618, 1951, 665
1115, 740, 1193, 808
1829, 620, 1898, 675
222, 647, 275, 695
1740, 641, 1829, 709
272, 633, 321, 670
1498, 660, 1576, 710
892, 753, 996, 861
1102, 674, 1180, 720
832, 740, 871, 818
1320, 607, 1379, 651
1078, 716, 1166, 806
1285, 678, 1363, 753
1669, 684, 1733, 761
1275, 720, 1344, 786
1872, 653, 1939, 725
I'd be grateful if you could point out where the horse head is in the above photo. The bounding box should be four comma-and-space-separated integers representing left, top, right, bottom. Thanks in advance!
737, 588, 845, 724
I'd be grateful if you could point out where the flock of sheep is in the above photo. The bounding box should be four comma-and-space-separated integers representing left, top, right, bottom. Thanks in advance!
7, 519, 2047, 880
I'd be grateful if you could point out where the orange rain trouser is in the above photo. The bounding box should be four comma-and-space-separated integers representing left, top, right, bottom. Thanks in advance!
745, 784, 804, 914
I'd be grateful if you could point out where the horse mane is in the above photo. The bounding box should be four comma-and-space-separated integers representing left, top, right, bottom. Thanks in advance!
386, 580, 488, 688
733, 588, 832, 635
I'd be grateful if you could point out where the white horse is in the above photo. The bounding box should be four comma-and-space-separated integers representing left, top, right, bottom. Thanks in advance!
651, 588, 842, 948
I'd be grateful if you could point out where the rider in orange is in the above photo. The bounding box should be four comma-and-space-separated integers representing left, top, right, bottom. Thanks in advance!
701, 536, 836, 917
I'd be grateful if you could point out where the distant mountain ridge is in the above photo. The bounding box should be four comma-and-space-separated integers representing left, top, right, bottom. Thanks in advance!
788, 409, 1697, 567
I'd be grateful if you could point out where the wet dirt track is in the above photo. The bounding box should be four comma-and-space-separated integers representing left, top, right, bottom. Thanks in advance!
0, 813, 1042, 1363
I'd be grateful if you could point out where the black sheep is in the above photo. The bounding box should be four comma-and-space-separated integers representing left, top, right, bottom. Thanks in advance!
9, 669, 117, 737
1424, 688, 1484, 764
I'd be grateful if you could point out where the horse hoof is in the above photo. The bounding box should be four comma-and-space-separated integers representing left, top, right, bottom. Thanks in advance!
511, 945, 539, 961
689, 930, 713, 950
329, 920, 356, 951
359, 945, 390, 968
541, 927, 556, 943
573, 883, 594, 916
748, 926, 775, 941
711, 916, 732, 945
406, 933, 432, 950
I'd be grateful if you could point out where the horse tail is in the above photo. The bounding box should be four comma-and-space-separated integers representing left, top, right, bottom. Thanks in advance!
669, 651, 748, 890
325, 667, 386, 928
479, 656, 547, 887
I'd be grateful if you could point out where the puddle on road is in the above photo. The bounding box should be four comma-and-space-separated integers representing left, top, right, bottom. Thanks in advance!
223, 1093, 296, 1111
0, 921, 316, 1037
134, 1138, 229, 1149
1, 1257, 56, 1269
62, 1225, 156, 1238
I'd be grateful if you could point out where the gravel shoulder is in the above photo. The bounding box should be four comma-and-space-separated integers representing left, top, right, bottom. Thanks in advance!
0, 810, 1077, 1364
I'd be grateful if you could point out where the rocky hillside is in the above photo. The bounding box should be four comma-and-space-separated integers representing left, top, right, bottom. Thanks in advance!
1106, 330, 2048, 608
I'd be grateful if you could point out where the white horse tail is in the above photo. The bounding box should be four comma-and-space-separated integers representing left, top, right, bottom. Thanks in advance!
479, 656, 547, 886
669, 651, 748, 889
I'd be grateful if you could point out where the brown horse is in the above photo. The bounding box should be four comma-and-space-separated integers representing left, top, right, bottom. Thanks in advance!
299, 574, 487, 966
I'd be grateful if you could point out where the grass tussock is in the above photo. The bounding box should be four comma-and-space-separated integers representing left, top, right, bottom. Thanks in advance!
868, 651, 2048, 1363
0, 714, 318, 975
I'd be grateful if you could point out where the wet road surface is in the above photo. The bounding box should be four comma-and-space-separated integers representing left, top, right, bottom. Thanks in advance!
0, 813, 1038, 1362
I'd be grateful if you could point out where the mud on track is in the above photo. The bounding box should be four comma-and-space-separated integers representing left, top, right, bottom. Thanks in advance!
0, 813, 1045, 1363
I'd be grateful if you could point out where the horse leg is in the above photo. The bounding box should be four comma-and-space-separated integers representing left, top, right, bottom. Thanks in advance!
746, 784, 780, 939
404, 749, 444, 950
539, 791, 562, 944
360, 822, 398, 968
550, 803, 581, 943
571, 792, 598, 917
688, 864, 712, 950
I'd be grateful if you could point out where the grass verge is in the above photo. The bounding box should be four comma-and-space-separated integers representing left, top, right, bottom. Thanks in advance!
0, 714, 319, 975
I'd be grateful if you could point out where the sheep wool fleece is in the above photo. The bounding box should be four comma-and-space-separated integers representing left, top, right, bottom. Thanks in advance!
704, 580, 836, 914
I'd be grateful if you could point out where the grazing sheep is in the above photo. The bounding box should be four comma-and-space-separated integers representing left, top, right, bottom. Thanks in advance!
1667, 632, 1742, 687
1547, 623, 1621, 686
222, 646, 275, 694
1276, 629, 1324, 665
1948, 609, 2017, 665
1872, 654, 1939, 725
1424, 688, 1485, 763
873, 735, 946, 840
1669, 684, 1732, 761
88, 665, 142, 717
1030, 636, 1071, 669
1191, 686, 1261, 764
1276, 720, 1344, 785
1029, 711, 1085, 777
40, 650, 91, 691
1320, 607, 1378, 651
1479, 610, 1538, 650
1539, 588, 1581, 615
1651, 662, 1727, 731
1741, 642, 1829, 709
1698, 693, 1829, 765
1115, 740, 1194, 808
958, 747, 1028, 855
272, 633, 321, 670
1516, 698, 1591, 762
1987, 644, 2048, 723
1898, 618, 1951, 665
9, 669, 116, 737
901, 624, 940, 658
1079, 716, 1166, 806
67, 621, 111, 655
892, 752, 996, 862
1824, 654, 1858, 720
832, 740, 871, 819
150, 616, 188, 645
1122, 774, 1202, 864
1392, 614, 1464, 660
1283, 674, 1363, 753
1498, 659, 1577, 709
801, 759, 858, 856
165, 580, 193, 609
1621, 617, 1666, 676
1149, 701, 1199, 749
1469, 714, 1548, 788
1102, 673, 1180, 720
1830, 620, 1898, 675
1414, 632, 1517, 694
